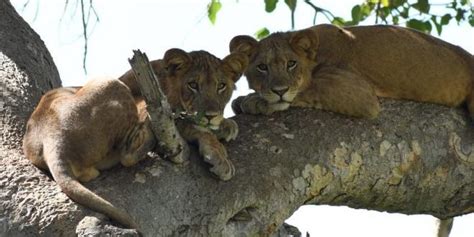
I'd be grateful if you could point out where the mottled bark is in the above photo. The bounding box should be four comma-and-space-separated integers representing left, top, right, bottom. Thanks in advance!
128, 50, 189, 163
1, 0, 473, 236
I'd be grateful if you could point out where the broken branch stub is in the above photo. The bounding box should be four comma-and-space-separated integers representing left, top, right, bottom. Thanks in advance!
128, 49, 189, 163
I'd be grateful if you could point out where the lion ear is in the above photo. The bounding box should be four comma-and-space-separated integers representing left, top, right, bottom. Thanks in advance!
290, 29, 319, 60
229, 35, 258, 58
222, 53, 249, 82
163, 48, 191, 75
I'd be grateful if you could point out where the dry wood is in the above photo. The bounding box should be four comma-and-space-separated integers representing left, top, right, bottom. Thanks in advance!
128, 50, 189, 163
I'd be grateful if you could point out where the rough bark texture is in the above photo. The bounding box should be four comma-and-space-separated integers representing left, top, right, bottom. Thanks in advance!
1, 0, 473, 236
128, 50, 189, 163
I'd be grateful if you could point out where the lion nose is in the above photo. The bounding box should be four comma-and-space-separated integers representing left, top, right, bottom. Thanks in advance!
271, 87, 289, 97
204, 112, 219, 122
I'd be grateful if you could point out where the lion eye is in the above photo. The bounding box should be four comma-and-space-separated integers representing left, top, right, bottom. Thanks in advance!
256, 63, 268, 73
217, 82, 226, 92
188, 81, 198, 91
287, 60, 297, 70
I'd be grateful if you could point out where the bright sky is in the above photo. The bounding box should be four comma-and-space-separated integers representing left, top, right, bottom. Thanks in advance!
12, 0, 474, 236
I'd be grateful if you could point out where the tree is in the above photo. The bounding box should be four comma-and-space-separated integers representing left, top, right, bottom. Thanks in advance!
209, 0, 474, 38
1, 0, 473, 236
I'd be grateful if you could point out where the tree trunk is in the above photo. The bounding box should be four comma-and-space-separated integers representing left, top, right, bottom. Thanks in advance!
1, 0, 473, 236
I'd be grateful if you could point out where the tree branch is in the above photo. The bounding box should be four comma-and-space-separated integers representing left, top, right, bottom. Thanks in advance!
3, 98, 473, 236
127, 50, 189, 163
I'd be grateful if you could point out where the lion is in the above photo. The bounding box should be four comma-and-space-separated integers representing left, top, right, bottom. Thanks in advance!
23, 79, 153, 229
119, 49, 248, 180
23, 49, 247, 229
229, 24, 474, 119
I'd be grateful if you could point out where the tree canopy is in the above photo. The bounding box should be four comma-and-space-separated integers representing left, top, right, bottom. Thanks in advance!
209, 0, 474, 38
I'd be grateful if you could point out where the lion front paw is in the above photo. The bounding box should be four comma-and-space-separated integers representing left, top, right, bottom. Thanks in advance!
214, 118, 239, 142
231, 96, 245, 114
199, 140, 235, 181
232, 94, 273, 115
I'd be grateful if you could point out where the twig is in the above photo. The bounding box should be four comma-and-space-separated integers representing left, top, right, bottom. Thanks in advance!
375, 0, 381, 24
80, 0, 88, 74
304, 0, 336, 23
128, 50, 189, 163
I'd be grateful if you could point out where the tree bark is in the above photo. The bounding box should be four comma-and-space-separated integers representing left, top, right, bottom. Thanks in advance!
128, 50, 189, 163
1, 0, 473, 236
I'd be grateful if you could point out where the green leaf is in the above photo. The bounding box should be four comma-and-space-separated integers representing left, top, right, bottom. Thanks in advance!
470, 15, 474, 26
455, 9, 466, 22
406, 19, 429, 33
381, 6, 390, 17
351, 5, 362, 24
400, 7, 409, 18
441, 14, 452, 25
265, 0, 278, 13
360, 3, 372, 16
392, 15, 399, 24
461, 0, 468, 5
351, 3, 372, 24
424, 20, 432, 33
412, 0, 430, 14
392, 0, 405, 7
255, 27, 270, 39
207, 0, 222, 25
331, 17, 346, 26
284, 0, 297, 11
381, 0, 390, 7
431, 16, 442, 35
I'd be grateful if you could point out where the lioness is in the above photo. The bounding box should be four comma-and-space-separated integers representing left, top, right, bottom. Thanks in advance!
229, 24, 474, 118
23, 49, 247, 229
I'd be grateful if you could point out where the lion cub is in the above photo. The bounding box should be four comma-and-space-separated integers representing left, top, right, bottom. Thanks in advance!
23, 49, 247, 229
230, 24, 474, 118
23, 79, 153, 229
120, 49, 248, 181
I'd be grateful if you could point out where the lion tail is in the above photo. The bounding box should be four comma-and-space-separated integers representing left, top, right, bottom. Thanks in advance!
45, 145, 139, 230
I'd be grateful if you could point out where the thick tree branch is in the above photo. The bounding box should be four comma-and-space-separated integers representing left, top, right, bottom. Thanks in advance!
3, 98, 474, 236
128, 50, 189, 163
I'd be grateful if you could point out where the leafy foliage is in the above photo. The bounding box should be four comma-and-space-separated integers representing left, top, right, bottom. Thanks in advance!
265, 0, 278, 12
207, 0, 222, 25
255, 27, 271, 39
208, 0, 473, 36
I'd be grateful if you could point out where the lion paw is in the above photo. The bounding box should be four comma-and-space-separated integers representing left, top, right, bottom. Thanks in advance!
199, 141, 235, 181
214, 119, 239, 142
231, 96, 245, 114
235, 94, 274, 115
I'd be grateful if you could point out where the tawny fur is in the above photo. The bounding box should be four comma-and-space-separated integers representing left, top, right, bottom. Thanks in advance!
120, 49, 248, 180
23, 79, 154, 229
230, 24, 474, 118
23, 49, 248, 230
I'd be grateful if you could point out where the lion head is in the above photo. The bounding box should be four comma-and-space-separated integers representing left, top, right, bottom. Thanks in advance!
229, 29, 319, 111
160, 49, 248, 129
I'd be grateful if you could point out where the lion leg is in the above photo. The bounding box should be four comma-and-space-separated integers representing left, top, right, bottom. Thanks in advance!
294, 67, 380, 118
71, 164, 100, 183
232, 93, 274, 115
177, 120, 235, 181
120, 122, 156, 167
213, 118, 239, 142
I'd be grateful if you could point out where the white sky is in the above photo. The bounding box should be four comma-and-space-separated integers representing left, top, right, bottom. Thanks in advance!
12, 0, 474, 236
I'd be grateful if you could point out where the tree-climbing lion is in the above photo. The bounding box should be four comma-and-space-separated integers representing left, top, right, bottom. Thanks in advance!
23, 79, 153, 229
23, 49, 247, 230
119, 49, 248, 181
230, 24, 474, 119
